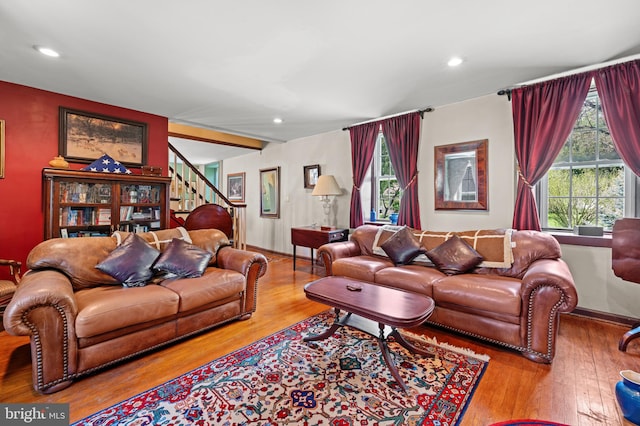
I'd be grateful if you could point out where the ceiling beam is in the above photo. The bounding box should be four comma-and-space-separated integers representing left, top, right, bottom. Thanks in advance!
168, 123, 263, 150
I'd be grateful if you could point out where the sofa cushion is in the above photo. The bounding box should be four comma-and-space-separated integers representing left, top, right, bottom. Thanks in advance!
161, 267, 245, 312
475, 230, 562, 279
154, 238, 213, 278
374, 264, 445, 297
187, 229, 231, 265
74, 285, 180, 338
96, 233, 160, 287
380, 226, 426, 265
432, 274, 522, 318
426, 235, 483, 275
27, 237, 120, 290
332, 255, 394, 282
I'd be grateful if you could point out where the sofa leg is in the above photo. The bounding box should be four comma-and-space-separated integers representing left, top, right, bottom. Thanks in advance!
521, 351, 551, 364
239, 313, 252, 321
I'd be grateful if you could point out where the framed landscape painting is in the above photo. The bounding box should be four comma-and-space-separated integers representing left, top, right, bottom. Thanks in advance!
59, 107, 148, 166
260, 167, 280, 218
227, 172, 245, 203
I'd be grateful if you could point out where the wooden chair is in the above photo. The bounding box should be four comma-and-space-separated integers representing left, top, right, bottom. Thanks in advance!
184, 204, 233, 240
611, 218, 640, 351
0, 259, 21, 331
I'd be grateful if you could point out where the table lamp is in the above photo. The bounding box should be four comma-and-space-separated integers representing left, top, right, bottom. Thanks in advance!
311, 175, 341, 226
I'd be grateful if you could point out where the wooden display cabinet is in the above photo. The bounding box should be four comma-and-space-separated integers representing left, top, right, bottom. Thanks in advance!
43, 169, 171, 239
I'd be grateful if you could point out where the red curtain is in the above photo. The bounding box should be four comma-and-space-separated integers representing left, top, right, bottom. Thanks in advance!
349, 122, 379, 228
594, 59, 640, 175
382, 112, 422, 229
511, 73, 592, 230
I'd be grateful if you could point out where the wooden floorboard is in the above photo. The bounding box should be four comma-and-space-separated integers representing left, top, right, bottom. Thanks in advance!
1, 253, 639, 425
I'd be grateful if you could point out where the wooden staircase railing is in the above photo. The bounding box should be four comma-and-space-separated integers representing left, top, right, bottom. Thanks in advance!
168, 142, 246, 250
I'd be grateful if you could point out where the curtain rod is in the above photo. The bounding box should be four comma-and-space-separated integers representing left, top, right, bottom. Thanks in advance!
497, 53, 640, 99
342, 107, 433, 131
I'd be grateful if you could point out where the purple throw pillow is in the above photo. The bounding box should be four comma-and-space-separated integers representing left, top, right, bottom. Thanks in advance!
380, 226, 426, 265
426, 234, 483, 275
96, 233, 160, 287
153, 238, 213, 278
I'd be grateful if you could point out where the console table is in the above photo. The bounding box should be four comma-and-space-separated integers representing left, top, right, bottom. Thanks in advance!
291, 226, 349, 270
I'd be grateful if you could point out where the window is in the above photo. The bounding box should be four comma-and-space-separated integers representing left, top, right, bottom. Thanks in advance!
371, 131, 401, 220
537, 87, 637, 231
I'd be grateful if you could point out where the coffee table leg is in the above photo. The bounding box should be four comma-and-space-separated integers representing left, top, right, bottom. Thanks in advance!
303, 323, 341, 342
377, 324, 409, 393
389, 329, 435, 359
303, 309, 346, 342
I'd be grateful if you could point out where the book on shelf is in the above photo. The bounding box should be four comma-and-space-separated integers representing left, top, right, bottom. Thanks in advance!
119, 206, 134, 221
97, 208, 111, 225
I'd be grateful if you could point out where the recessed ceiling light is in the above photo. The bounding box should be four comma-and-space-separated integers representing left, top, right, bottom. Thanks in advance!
447, 57, 463, 67
34, 45, 60, 57
273, 118, 283, 124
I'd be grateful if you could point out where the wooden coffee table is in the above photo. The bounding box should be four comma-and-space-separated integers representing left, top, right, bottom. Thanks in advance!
303, 276, 436, 392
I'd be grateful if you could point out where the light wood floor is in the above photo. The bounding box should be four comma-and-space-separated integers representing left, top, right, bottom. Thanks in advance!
1, 253, 639, 425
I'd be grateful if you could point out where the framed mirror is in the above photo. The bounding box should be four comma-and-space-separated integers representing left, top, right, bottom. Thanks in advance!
435, 139, 488, 210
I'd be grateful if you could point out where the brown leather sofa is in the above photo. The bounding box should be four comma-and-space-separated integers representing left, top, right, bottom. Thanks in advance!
3, 228, 267, 393
317, 225, 578, 363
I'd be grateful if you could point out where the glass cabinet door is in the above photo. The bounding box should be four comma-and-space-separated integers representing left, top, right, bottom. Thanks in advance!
57, 181, 114, 237
118, 183, 163, 232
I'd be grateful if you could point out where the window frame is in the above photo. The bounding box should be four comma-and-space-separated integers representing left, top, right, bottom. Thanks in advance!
370, 130, 401, 220
537, 87, 638, 234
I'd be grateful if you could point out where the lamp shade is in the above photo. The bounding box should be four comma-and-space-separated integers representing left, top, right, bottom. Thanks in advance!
311, 175, 341, 196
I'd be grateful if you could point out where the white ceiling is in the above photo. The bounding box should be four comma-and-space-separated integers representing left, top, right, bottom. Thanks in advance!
168, 136, 256, 164
2, 1, 640, 161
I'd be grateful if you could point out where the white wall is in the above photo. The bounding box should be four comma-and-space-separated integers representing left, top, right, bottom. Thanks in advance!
421, 94, 516, 230
223, 129, 352, 259
561, 245, 640, 318
223, 93, 640, 319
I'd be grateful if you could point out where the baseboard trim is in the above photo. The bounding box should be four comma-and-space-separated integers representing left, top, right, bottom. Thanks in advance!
246, 245, 295, 259
569, 307, 639, 326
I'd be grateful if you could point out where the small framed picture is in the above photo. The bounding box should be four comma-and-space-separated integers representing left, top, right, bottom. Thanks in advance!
60, 228, 69, 238
304, 164, 320, 189
227, 172, 245, 203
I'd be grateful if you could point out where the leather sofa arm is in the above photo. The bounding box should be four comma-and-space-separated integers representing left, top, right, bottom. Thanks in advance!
216, 247, 267, 314
3, 269, 79, 393
519, 258, 578, 363
520, 258, 578, 313
317, 241, 362, 276
4, 270, 78, 335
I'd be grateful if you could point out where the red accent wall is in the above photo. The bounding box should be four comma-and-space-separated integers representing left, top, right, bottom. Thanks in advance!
0, 81, 168, 273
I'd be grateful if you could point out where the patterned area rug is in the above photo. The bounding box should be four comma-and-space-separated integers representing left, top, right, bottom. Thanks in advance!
74, 311, 489, 425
